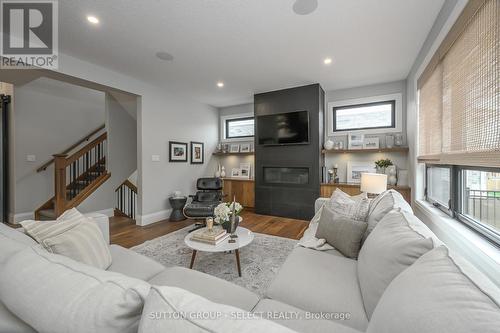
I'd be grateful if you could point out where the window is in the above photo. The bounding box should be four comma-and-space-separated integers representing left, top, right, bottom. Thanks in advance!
426, 166, 451, 212
332, 100, 395, 132
225, 117, 254, 139
419, 0, 500, 245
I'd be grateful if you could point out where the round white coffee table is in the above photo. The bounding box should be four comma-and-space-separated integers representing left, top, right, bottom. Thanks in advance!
184, 227, 254, 277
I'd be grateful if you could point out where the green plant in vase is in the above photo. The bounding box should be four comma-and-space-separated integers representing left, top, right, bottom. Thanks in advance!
374, 158, 393, 174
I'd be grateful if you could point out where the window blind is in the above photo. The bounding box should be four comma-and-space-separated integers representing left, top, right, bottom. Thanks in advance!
418, 0, 500, 167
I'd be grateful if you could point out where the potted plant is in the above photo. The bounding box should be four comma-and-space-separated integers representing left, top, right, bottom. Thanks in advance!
214, 201, 243, 232
374, 158, 393, 174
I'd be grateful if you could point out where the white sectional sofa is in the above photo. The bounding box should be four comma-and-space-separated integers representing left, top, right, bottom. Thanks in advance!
1, 190, 499, 333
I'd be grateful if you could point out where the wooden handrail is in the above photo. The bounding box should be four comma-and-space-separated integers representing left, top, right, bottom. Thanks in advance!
116, 179, 137, 193
65, 132, 107, 165
36, 124, 105, 172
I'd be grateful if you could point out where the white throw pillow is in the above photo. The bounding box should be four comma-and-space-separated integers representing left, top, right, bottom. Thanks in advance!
328, 189, 370, 221
358, 210, 440, 318
367, 246, 500, 333
20, 208, 112, 269
296, 206, 335, 251
364, 189, 412, 242
0, 246, 151, 333
138, 286, 296, 333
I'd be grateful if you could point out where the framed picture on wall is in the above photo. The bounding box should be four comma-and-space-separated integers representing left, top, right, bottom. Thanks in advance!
363, 137, 380, 149
229, 144, 240, 153
169, 141, 188, 162
348, 134, 364, 150
239, 163, 251, 179
190, 141, 204, 164
240, 143, 251, 153
347, 161, 376, 183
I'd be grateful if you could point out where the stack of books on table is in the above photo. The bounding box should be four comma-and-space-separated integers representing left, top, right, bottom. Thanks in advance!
190, 226, 229, 245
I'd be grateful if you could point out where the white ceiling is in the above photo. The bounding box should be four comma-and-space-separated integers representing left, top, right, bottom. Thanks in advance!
59, 0, 445, 107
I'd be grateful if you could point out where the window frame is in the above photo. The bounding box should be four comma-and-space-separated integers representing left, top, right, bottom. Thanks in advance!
327, 93, 403, 136
220, 113, 255, 142
225, 116, 254, 140
332, 100, 396, 133
425, 163, 500, 246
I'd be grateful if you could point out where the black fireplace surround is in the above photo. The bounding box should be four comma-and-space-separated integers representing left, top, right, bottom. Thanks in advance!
254, 84, 324, 220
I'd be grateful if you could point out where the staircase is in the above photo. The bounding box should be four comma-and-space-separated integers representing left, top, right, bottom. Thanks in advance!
35, 131, 111, 220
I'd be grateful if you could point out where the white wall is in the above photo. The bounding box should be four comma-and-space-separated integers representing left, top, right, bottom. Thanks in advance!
12, 78, 105, 219
324, 81, 408, 182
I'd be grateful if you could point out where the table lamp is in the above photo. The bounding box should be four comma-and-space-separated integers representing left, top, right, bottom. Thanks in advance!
360, 173, 387, 198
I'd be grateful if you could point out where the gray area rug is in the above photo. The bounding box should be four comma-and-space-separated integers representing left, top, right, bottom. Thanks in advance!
131, 226, 297, 296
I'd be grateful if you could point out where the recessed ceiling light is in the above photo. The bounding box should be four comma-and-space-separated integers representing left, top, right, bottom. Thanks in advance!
87, 16, 99, 24
217, 82, 224, 88
155, 51, 174, 61
293, 0, 318, 15
324, 57, 333, 65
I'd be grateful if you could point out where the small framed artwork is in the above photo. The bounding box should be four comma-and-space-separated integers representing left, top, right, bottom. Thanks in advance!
169, 141, 188, 162
240, 143, 251, 153
190, 141, 204, 164
239, 163, 251, 179
363, 137, 380, 149
348, 134, 364, 150
229, 144, 240, 153
231, 168, 241, 177
347, 161, 376, 183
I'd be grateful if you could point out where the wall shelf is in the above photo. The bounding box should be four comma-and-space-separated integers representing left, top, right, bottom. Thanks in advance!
321, 147, 409, 154
213, 152, 254, 156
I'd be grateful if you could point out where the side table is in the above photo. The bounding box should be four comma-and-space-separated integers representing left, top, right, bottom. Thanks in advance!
169, 196, 187, 221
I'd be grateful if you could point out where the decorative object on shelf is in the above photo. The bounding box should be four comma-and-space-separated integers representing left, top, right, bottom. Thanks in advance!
333, 164, 340, 183
216, 142, 222, 153
169, 141, 188, 162
322, 166, 328, 183
360, 173, 388, 198
394, 134, 403, 146
339, 141, 344, 149
190, 141, 204, 164
220, 166, 226, 178
386, 165, 397, 186
363, 137, 380, 149
324, 139, 334, 150
374, 158, 393, 174
229, 144, 240, 153
397, 169, 409, 186
385, 135, 395, 148
215, 164, 221, 178
231, 168, 240, 177
347, 161, 377, 183
239, 163, 251, 179
250, 143, 255, 152
348, 133, 364, 150
222, 144, 229, 153
213, 200, 243, 233
328, 169, 334, 183
240, 143, 251, 153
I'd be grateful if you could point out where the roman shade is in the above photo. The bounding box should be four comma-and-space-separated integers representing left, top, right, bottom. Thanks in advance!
417, 0, 500, 167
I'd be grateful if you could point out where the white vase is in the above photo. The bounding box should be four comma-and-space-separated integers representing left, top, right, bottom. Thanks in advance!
324, 140, 334, 150
386, 166, 397, 186
215, 164, 221, 178
220, 166, 226, 178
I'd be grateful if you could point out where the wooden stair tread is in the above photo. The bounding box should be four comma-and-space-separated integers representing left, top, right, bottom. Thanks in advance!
38, 209, 56, 220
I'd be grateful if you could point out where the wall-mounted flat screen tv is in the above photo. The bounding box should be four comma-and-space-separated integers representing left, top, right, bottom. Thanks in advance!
257, 110, 309, 145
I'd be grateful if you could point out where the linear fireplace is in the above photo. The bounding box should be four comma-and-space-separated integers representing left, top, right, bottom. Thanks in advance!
254, 84, 324, 220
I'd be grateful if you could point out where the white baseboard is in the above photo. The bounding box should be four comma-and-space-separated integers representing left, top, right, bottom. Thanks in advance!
136, 209, 172, 226
9, 212, 34, 224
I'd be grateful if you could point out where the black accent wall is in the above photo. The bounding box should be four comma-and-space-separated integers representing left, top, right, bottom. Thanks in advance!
254, 84, 324, 220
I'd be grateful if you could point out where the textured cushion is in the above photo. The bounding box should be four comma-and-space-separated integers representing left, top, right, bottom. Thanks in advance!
253, 299, 363, 333
42, 221, 112, 269
316, 205, 367, 259
368, 246, 500, 333
358, 210, 440, 318
108, 244, 166, 280
328, 189, 370, 221
138, 286, 294, 333
296, 206, 335, 251
364, 189, 412, 241
266, 246, 368, 331
0, 246, 151, 333
148, 266, 260, 312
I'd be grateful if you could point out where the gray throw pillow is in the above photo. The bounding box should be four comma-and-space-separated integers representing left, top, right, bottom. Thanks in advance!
315, 205, 367, 259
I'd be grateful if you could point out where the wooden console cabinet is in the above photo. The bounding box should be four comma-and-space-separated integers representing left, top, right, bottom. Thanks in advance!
222, 179, 411, 208
222, 178, 255, 208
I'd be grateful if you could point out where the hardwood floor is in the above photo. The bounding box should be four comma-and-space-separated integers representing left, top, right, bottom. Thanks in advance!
110, 209, 309, 248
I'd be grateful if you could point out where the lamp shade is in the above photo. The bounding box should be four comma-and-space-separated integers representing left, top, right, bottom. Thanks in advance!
360, 173, 387, 194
